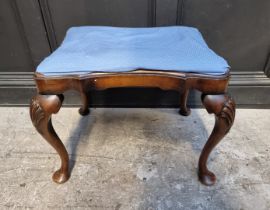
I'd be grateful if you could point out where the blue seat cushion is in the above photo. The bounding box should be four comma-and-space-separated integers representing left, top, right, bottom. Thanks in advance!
37, 26, 229, 76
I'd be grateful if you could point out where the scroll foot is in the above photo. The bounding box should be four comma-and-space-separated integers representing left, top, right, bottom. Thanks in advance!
199, 94, 235, 186
30, 94, 69, 184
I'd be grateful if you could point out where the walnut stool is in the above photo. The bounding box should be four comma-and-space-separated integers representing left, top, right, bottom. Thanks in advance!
30, 26, 235, 186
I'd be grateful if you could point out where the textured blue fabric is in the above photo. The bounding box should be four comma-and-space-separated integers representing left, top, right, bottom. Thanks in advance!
37, 26, 229, 76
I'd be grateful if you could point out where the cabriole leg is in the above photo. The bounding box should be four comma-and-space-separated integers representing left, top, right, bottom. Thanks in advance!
79, 91, 90, 116
179, 89, 191, 116
199, 94, 235, 186
30, 94, 69, 184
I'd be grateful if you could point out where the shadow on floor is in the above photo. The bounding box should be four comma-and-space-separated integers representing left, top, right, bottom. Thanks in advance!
65, 110, 96, 173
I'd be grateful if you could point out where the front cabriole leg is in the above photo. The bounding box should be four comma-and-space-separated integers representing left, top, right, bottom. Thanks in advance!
30, 94, 69, 183
199, 94, 235, 186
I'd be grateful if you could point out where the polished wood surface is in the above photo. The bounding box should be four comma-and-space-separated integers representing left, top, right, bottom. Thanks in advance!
30, 70, 235, 186
30, 94, 69, 183
35, 71, 230, 94
200, 94, 235, 185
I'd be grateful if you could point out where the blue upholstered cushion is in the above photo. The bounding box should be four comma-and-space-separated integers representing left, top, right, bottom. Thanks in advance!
37, 26, 229, 76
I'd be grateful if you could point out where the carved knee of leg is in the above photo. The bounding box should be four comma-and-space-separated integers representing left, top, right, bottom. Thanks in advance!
202, 94, 235, 125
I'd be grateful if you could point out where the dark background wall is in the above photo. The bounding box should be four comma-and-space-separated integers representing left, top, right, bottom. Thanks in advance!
0, 0, 270, 107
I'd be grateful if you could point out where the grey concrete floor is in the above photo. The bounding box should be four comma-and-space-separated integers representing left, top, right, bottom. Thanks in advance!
0, 107, 270, 210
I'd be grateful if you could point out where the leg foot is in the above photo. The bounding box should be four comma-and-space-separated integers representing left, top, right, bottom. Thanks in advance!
79, 91, 90, 116
199, 94, 235, 186
198, 169, 216, 186
79, 107, 90, 116
179, 108, 191, 116
179, 89, 191, 116
53, 169, 69, 184
30, 94, 69, 184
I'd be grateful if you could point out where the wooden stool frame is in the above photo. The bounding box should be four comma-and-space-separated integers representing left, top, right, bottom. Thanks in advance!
30, 70, 235, 186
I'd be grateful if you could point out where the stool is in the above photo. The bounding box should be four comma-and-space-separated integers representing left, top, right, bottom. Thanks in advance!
30, 26, 235, 186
